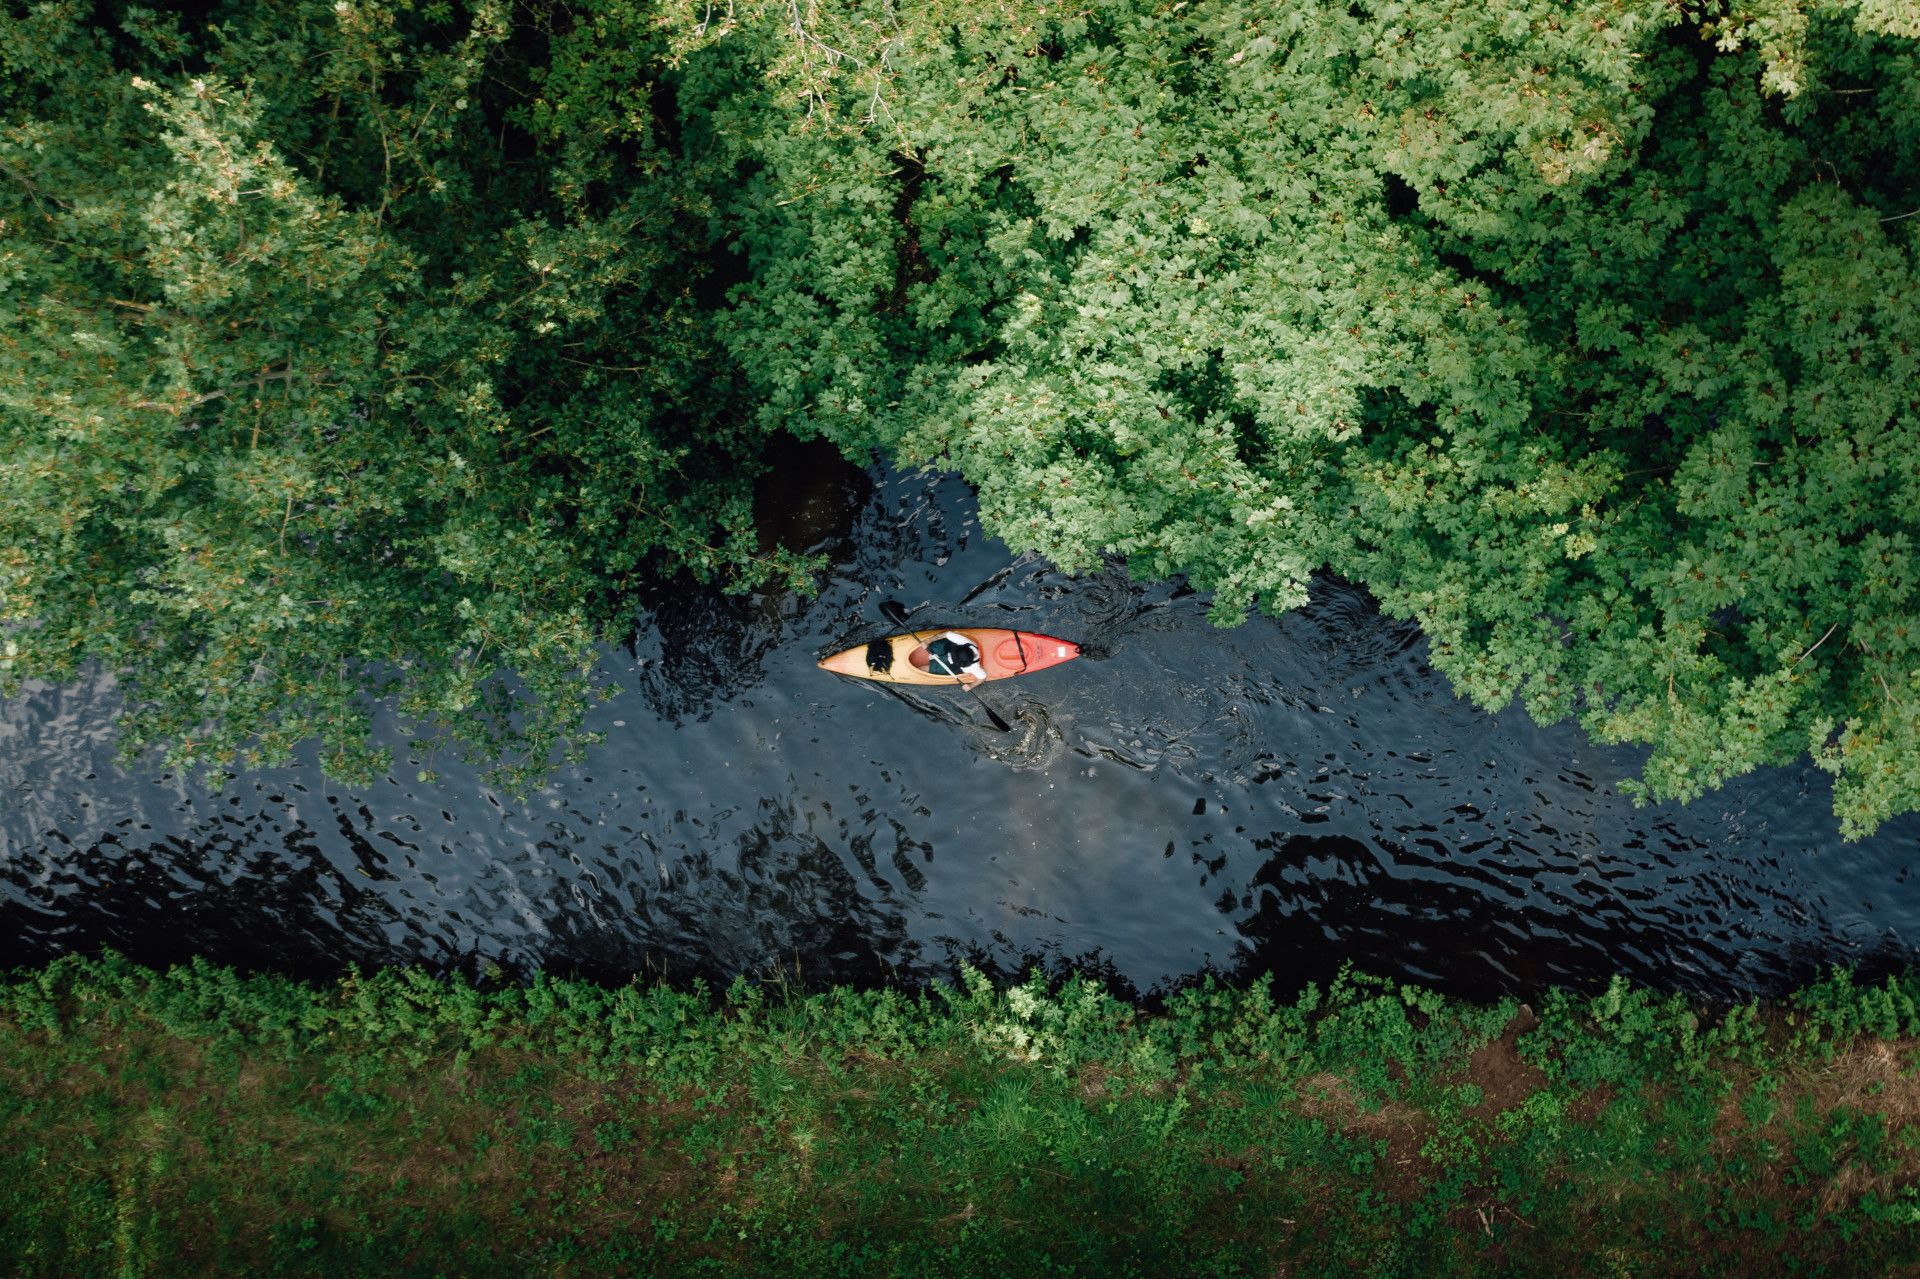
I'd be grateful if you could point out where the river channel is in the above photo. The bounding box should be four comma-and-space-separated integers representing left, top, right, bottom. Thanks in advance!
4, 460, 1919, 1000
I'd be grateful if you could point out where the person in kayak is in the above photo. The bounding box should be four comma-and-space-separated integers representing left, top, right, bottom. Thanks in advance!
909, 632, 988, 687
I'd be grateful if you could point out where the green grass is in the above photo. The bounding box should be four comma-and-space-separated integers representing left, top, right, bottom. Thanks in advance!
3, 955, 1919, 1276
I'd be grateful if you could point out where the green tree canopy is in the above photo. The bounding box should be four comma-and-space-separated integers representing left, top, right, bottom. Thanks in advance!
0, 0, 808, 787
3, 0, 1918, 833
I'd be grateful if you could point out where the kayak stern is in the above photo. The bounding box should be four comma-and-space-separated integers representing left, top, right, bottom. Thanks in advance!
816, 647, 876, 678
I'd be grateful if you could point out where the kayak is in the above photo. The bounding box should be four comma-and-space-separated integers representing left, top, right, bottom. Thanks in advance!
816, 629, 1081, 686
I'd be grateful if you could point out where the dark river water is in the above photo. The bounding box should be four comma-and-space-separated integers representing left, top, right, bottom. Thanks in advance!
4, 460, 1919, 1000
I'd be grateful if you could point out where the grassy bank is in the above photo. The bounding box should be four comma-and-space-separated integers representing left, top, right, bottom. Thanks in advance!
4, 956, 1920, 1277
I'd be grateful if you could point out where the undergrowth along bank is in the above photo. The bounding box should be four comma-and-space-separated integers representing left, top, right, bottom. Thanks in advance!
5, 954, 1920, 1277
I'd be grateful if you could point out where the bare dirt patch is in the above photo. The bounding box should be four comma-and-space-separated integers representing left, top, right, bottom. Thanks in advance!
1462, 1007, 1548, 1121
1295, 1071, 1435, 1196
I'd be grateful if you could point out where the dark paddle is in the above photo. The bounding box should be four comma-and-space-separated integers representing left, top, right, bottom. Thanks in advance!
879, 599, 1010, 732
965, 683, 1012, 732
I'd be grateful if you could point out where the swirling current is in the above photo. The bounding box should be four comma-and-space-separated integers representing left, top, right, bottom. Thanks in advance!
4, 458, 1919, 1000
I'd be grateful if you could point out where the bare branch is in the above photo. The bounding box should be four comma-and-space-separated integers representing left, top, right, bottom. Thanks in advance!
1792, 620, 1842, 669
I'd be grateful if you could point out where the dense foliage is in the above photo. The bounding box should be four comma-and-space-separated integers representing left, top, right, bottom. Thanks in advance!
3, 0, 1918, 829
0, 0, 811, 787
8, 953, 1920, 1275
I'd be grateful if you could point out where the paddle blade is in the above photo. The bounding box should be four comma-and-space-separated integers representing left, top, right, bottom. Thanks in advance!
968, 686, 1012, 732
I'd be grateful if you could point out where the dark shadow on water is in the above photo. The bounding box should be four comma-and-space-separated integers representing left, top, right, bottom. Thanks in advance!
752, 432, 873, 558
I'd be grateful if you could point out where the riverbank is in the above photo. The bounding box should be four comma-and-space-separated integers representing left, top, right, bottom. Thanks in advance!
3, 955, 1919, 1277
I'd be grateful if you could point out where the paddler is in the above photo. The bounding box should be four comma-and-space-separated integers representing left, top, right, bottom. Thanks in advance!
909, 632, 988, 688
